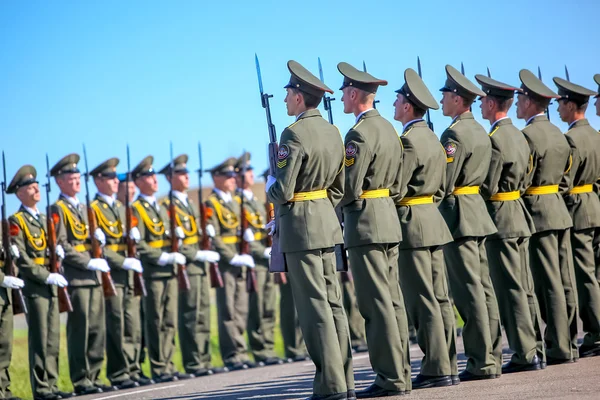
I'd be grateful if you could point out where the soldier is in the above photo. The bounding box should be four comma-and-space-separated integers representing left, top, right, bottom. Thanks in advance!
266, 60, 354, 400
554, 77, 600, 358
595, 74, 600, 285
205, 157, 255, 371
130, 156, 189, 382
89, 158, 149, 389
260, 169, 309, 363
473, 74, 545, 373
438, 65, 497, 381
340, 276, 367, 353
235, 154, 283, 366
515, 70, 579, 364
394, 68, 457, 388
7, 165, 71, 400
50, 154, 112, 395
158, 154, 221, 376
336, 62, 409, 398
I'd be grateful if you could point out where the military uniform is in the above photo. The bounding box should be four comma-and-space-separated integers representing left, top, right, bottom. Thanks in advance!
50, 154, 107, 395
594, 74, 600, 287
130, 156, 181, 381
0, 255, 16, 400
235, 155, 281, 366
267, 61, 353, 399
159, 155, 216, 376
517, 70, 579, 363
205, 158, 253, 369
336, 62, 409, 397
395, 69, 456, 388
339, 276, 367, 352
473, 75, 544, 373
438, 66, 500, 379
554, 77, 600, 358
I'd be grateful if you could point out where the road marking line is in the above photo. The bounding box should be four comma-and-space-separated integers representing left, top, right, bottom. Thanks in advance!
94, 384, 185, 400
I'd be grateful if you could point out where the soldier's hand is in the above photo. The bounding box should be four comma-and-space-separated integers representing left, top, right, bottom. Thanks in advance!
122, 258, 143, 273
1, 276, 25, 289
87, 258, 110, 273
230, 254, 255, 268
205, 224, 216, 238
55, 245, 65, 260
129, 227, 141, 243
265, 220, 276, 236
94, 228, 106, 247
157, 252, 186, 266
9, 244, 20, 259
243, 228, 255, 243
263, 247, 271, 260
194, 250, 220, 263
46, 273, 68, 288
266, 175, 276, 192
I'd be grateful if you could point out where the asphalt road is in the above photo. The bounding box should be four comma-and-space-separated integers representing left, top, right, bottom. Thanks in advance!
73, 337, 600, 400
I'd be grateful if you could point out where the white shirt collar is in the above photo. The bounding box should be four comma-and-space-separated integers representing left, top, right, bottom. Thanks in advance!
526, 113, 546, 126
295, 111, 306, 121
60, 193, 79, 207
214, 188, 232, 203
96, 192, 115, 206
403, 118, 424, 131
568, 119, 583, 130
490, 116, 510, 131
355, 108, 374, 124
242, 189, 254, 201
23, 205, 40, 218
172, 190, 188, 206
139, 194, 158, 209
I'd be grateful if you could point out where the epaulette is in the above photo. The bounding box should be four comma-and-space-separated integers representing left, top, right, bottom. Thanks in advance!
351, 119, 364, 131
286, 120, 300, 130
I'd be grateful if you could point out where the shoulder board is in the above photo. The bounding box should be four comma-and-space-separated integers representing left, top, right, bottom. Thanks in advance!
351, 119, 364, 131
401, 126, 415, 137
448, 119, 461, 130
287, 120, 300, 130
234, 196, 241, 204
114, 200, 122, 207
489, 125, 500, 137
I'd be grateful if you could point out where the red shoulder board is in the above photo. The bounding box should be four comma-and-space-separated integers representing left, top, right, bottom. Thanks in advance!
52, 213, 60, 225
9, 222, 20, 236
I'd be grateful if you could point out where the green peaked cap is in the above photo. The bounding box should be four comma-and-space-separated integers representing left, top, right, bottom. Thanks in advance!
553, 77, 597, 105
396, 68, 439, 110
440, 65, 485, 101
159, 154, 189, 175
337, 62, 387, 93
592, 73, 599, 98
131, 155, 155, 179
90, 157, 120, 178
50, 153, 80, 177
7, 165, 37, 194
475, 74, 519, 99
284, 60, 333, 97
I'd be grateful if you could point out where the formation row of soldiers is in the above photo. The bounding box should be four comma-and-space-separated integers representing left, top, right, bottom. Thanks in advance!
0, 149, 321, 400
263, 62, 600, 400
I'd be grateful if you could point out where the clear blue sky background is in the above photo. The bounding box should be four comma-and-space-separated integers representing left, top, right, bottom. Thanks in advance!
1, 0, 599, 212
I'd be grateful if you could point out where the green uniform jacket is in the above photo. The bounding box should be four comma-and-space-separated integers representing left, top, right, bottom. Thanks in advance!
397, 120, 453, 249
439, 112, 498, 239
205, 191, 241, 263
521, 114, 573, 233
481, 118, 535, 239
161, 195, 206, 276
91, 195, 133, 287
0, 270, 7, 306
560, 119, 600, 230
235, 191, 269, 269
9, 207, 56, 297
267, 109, 344, 253
340, 109, 402, 248
51, 196, 100, 287
131, 196, 176, 279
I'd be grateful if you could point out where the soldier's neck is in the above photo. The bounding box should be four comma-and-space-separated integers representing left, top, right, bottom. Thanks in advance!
451, 108, 470, 120
565, 111, 586, 125
488, 112, 509, 125
353, 103, 373, 117
294, 104, 309, 118
21, 201, 38, 211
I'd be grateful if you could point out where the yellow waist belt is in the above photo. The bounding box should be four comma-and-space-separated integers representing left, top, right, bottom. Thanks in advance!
489, 191, 521, 201
105, 244, 127, 252
73, 244, 91, 252
359, 189, 390, 199
183, 236, 199, 246
399, 196, 434, 206
569, 184, 593, 194
147, 239, 171, 249
254, 232, 266, 241
33, 258, 47, 266
290, 190, 327, 202
525, 185, 559, 195
453, 186, 480, 195
222, 235, 241, 244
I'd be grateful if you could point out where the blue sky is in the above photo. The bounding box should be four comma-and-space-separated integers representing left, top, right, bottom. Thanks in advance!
1, 0, 599, 211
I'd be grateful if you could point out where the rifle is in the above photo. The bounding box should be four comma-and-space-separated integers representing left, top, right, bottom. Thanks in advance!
83, 145, 117, 298
417, 57, 434, 131
197, 143, 223, 288
45, 154, 73, 313
125, 145, 147, 297
318, 57, 351, 282
1, 152, 27, 315
264, 201, 286, 285
239, 152, 258, 293
168, 143, 191, 292
565, 65, 571, 82
537, 67, 551, 121
362, 61, 380, 109
255, 54, 286, 275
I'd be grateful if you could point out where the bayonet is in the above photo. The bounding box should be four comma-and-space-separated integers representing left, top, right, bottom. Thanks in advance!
487, 67, 492, 78
461, 62, 472, 111
362, 61, 379, 109
318, 57, 335, 124
565, 65, 570, 82
537, 67, 551, 121
417, 57, 434, 131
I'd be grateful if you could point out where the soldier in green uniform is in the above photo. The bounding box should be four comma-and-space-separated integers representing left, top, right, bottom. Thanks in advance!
89, 158, 148, 389
554, 77, 600, 358
7, 165, 71, 400
339, 276, 367, 353
50, 154, 112, 395
394, 68, 457, 388
260, 170, 308, 363
266, 60, 353, 400
515, 70, 579, 364
235, 154, 283, 366
336, 62, 408, 398
130, 156, 189, 382
205, 157, 256, 371
438, 65, 499, 380
158, 154, 221, 376
594, 75, 600, 285
473, 74, 545, 373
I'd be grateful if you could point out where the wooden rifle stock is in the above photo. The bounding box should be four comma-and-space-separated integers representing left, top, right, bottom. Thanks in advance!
126, 207, 146, 297
170, 200, 190, 292
266, 202, 286, 285
47, 213, 72, 313
87, 206, 117, 297
200, 204, 223, 288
